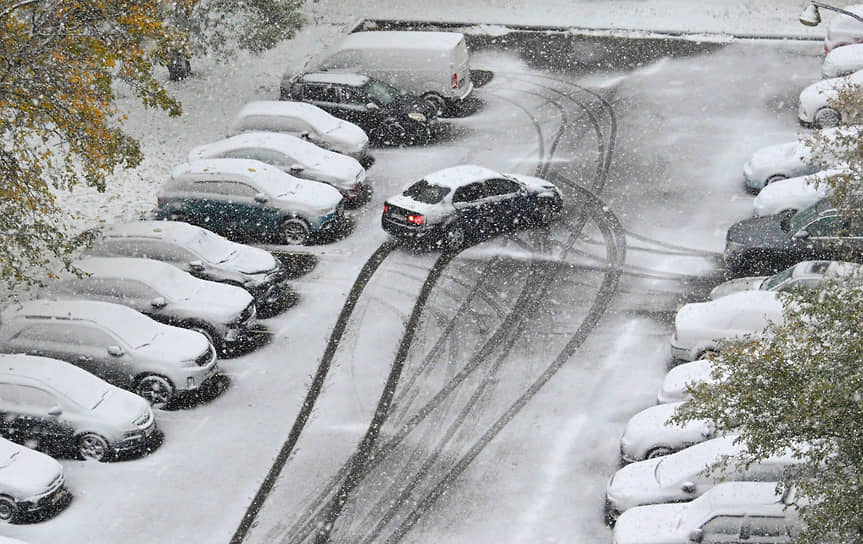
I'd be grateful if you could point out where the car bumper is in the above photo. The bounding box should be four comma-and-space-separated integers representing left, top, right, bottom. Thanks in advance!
670, 339, 693, 362
249, 278, 294, 309
798, 100, 815, 127
381, 216, 442, 241
114, 421, 160, 454
19, 485, 72, 515
176, 361, 220, 393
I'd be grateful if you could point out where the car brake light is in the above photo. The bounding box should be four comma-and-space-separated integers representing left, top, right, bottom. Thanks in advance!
383, 203, 388, 213
407, 214, 424, 225
452, 73, 458, 89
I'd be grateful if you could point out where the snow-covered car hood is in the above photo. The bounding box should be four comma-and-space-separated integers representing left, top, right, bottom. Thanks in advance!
92, 386, 152, 428
174, 281, 254, 323
613, 502, 691, 544
288, 144, 364, 191
271, 178, 343, 217
673, 291, 782, 353
508, 173, 561, 197
220, 244, 278, 276
135, 323, 211, 363
606, 456, 667, 512
746, 141, 808, 179
324, 122, 369, 155
658, 360, 715, 404
620, 402, 713, 462
708, 276, 767, 300
823, 42, 863, 78
0, 441, 63, 498
799, 71, 863, 119
753, 173, 832, 218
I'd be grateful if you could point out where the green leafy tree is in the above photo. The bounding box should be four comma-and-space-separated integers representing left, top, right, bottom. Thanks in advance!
673, 284, 863, 543
0, 0, 193, 288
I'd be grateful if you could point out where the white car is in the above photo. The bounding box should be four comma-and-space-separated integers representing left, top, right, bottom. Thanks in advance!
798, 69, 863, 128
710, 260, 863, 300
605, 435, 801, 521
823, 42, 863, 78
752, 167, 842, 217
0, 354, 157, 462
228, 100, 374, 168
825, 4, 863, 53
657, 359, 716, 404
0, 299, 219, 408
0, 437, 70, 523
157, 159, 345, 245
619, 402, 716, 463
669, 290, 783, 362
47, 257, 257, 353
188, 132, 369, 204
612, 482, 800, 544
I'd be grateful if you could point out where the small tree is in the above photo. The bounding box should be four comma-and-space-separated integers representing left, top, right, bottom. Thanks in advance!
0, 0, 192, 288
673, 284, 863, 543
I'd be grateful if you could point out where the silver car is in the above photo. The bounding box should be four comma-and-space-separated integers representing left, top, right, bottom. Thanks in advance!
0, 354, 158, 462
0, 435, 70, 523
0, 300, 219, 409
83, 221, 294, 317
46, 257, 257, 353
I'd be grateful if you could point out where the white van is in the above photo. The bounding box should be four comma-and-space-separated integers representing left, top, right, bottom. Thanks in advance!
314, 31, 473, 116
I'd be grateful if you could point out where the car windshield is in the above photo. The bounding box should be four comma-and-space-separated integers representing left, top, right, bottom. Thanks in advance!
188, 230, 238, 264
151, 265, 202, 300
762, 266, 794, 291
0, 442, 19, 469
105, 308, 159, 348
785, 201, 822, 233
45, 366, 111, 409
365, 80, 401, 105
403, 179, 450, 204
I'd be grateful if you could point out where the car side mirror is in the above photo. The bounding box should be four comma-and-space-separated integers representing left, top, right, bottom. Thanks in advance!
48, 406, 62, 417
107, 345, 125, 357
189, 260, 205, 272
365, 102, 380, 111
688, 529, 704, 542
254, 193, 269, 203
792, 229, 809, 239
300, 131, 310, 140
150, 296, 167, 309
288, 164, 305, 174
681, 481, 697, 494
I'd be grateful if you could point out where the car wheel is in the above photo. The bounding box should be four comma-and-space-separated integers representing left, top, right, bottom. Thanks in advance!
764, 174, 787, 186
136, 375, 175, 409
281, 217, 311, 245
443, 224, 466, 251
422, 93, 447, 117
814, 107, 841, 128
0, 496, 17, 523
645, 447, 673, 459
77, 433, 111, 462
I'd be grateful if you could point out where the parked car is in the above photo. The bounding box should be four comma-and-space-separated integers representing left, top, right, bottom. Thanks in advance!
282, 71, 437, 146
619, 402, 717, 463
84, 221, 294, 316
0, 354, 157, 462
658, 359, 716, 404
156, 159, 345, 244
381, 164, 563, 250
825, 4, 863, 53
670, 291, 783, 362
310, 30, 473, 116
823, 42, 863, 78
187, 132, 367, 205
724, 198, 863, 276
228, 100, 375, 168
0, 299, 219, 409
0, 436, 69, 523
752, 167, 841, 217
710, 260, 863, 300
798, 69, 863, 128
605, 435, 802, 522
612, 481, 800, 544
46, 257, 257, 353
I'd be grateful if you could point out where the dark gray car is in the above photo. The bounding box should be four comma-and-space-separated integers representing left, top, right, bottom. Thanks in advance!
724, 198, 863, 276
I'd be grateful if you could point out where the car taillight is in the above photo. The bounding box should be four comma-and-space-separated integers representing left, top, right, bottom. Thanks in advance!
452, 73, 458, 89
383, 203, 388, 213
157, 197, 163, 205
407, 214, 424, 225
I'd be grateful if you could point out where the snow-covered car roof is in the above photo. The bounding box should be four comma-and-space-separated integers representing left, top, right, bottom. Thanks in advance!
338, 30, 465, 51
420, 164, 507, 190
298, 72, 370, 87
188, 132, 335, 164
233, 101, 343, 132
170, 158, 308, 197
73, 257, 195, 286
99, 220, 213, 246
0, 353, 110, 397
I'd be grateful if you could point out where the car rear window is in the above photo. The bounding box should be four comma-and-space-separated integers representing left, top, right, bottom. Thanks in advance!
403, 179, 450, 204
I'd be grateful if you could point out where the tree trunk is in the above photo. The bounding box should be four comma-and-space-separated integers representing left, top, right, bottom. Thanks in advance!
168, 50, 192, 81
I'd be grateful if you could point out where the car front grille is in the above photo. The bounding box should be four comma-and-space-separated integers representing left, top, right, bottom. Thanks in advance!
195, 345, 216, 367
239, 302, 256, 324
132, 409, 154, 428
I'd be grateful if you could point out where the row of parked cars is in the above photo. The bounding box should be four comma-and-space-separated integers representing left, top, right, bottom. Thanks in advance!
606, 14, 863, 542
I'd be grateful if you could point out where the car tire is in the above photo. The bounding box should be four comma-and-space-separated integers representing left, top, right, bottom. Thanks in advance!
443, 224, 466, 251
764, 174, 787, 186
645, 447, 673, 459
814, 107, 841, 129
0, 496, 17, 523
136, 375, 176, 409
422, 92, 447, 117
281, 217, 311, 245
77, 433, 111, 462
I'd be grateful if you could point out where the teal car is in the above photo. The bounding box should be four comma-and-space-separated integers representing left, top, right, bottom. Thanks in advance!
156, 158, 345, 245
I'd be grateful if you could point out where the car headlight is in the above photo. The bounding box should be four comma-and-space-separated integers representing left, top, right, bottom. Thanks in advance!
407, 112, 426, 122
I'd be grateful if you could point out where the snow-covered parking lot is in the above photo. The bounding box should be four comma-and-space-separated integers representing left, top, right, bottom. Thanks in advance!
3, 13, 828, 544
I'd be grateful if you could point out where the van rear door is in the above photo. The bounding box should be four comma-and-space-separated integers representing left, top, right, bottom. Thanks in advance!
450, 36, 473, 100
